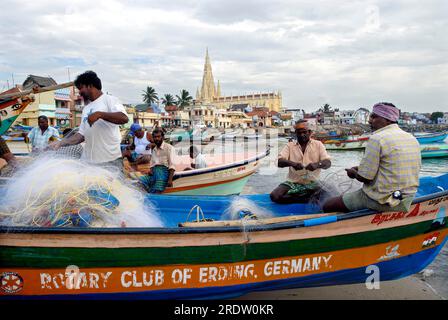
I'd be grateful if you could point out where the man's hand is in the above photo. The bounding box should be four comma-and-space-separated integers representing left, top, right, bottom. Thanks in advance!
305, 162, 319, 171
88, 111, 103, 127
292, 162, 304, 171
345, 167, 358, 179
47, 140, 63, 151
167, 179, 173, 188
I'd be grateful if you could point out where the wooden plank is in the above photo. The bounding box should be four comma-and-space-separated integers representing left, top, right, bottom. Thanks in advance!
179, 213, 333, 228
0, 82, 74, 100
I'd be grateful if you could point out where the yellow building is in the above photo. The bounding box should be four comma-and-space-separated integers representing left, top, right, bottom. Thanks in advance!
195, 49, 282, 112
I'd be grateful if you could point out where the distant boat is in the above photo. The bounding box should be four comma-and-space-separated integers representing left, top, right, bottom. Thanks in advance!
415, 132, 448, 144
323, 137, 369, 150
421, 144, 448, 159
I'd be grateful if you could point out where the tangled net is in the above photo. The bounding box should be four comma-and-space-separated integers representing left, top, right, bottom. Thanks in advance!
0, 156, 163, 228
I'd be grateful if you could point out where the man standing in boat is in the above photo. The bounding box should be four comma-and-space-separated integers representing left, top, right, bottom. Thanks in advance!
139, 128, 176, 193
270, 120, 331, 204
27, 115, 61, 154
323, 102, 421, 213
48, 71, 129, 169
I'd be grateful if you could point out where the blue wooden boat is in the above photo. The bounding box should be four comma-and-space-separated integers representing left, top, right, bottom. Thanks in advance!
0, 174, 447, 299
415, 132, 448, 144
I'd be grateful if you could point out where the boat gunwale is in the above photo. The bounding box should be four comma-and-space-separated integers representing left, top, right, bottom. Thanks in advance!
1, 189, 446, 235
172, 148, 269, 179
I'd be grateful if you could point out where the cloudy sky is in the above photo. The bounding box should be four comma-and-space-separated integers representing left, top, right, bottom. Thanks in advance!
0, 0, 447, 112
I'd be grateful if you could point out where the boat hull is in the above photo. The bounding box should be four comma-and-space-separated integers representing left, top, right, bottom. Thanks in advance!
323, 139, 368, 150
421, 145, 448, 158
416, 133, 448, 144
1, 185, 447, 299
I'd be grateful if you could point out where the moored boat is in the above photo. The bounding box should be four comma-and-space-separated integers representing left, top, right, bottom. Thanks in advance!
323, 137, 369, 150
0, 173, 447, 299
415, 132, 448, 144
421, 144, 448, 158
124, 149, 270, 195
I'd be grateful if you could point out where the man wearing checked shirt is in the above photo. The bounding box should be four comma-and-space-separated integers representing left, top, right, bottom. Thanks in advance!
323, 102, 421, 213
27, 115, 60, 154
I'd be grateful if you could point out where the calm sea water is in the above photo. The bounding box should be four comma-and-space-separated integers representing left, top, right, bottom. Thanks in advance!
205, 137, 448, 299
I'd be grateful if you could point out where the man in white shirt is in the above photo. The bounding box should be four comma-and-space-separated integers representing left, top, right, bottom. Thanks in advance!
49, 71, 128, 168
188, 145, 207, 169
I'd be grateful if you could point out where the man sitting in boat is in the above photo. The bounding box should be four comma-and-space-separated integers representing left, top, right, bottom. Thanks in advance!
122, 123, 153, 165
270, 120, 331, 204
26, 115, 61, 154
323, 102, 421, 213
139, 128, 176, 193
187, 145, 207, 170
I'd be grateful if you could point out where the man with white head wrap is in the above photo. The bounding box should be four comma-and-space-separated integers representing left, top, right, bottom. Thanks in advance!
323, 102, 421, 213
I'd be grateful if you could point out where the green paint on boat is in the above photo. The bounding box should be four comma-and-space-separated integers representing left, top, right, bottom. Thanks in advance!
1, 220, 443, 268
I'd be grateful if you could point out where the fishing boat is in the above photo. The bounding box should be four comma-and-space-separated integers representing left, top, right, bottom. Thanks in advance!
0, 82, 74, 136
124, 149, 269, 195
0, 173, 447, 299
415, 132, 448, 144
421, 144, 448, 159
323, 137, 369, 150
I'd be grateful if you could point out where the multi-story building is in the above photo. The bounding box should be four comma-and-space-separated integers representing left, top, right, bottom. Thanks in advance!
189, 105, 216, 127
246, 107, 272, 127
17, 75, 58, 127
226, 111, 252, 128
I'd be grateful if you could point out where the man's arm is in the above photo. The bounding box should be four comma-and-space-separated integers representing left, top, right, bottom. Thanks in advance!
305, 159, 331, 171
167, 169, 175, 187
346, 167, 373, 184
278, 158, 304, 170
48, 132, 85, 150
88, 112, 129, 126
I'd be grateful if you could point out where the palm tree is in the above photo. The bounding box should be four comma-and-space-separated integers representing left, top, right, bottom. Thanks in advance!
176, 89, 193, 109
161, 94, 175, 106
142, 86, 159, 104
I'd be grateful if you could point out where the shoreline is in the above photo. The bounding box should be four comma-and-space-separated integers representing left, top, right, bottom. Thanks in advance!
236, 275, 444, 300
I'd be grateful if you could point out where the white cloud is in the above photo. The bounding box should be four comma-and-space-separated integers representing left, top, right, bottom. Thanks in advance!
0, 0, 446, 112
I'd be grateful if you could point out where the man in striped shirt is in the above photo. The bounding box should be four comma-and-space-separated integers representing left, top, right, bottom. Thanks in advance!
323, 102, 421, 213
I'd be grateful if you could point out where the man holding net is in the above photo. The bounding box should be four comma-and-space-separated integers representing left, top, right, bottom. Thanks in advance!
270, 120, 332, 204
323, 102, 421, 213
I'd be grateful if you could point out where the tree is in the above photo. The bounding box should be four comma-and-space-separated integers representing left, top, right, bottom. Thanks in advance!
161, 94, 175, 106
142, 86, 158, 104
176, 89, 193, 109
430, 112, 444, 123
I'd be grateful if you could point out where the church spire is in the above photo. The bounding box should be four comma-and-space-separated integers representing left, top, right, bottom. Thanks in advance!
200, 47, 216, 102
217, 80, 221, 98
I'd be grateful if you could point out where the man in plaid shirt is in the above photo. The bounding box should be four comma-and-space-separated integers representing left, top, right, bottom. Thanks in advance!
323, 102, 421, 213
27, 115, 60, 153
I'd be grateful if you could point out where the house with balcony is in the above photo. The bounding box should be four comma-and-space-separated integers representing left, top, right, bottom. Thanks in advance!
189, 105, 216, 128
17, 75, 58, 127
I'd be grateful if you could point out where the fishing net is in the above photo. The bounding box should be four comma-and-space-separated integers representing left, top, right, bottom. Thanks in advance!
0, 155, 163, 228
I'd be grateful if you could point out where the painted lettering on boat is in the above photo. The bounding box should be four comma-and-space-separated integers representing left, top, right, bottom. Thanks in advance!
370, 204, 440, 225
264, 255, 333, 276
3, 229, 448, 296
40, 271, 112, 290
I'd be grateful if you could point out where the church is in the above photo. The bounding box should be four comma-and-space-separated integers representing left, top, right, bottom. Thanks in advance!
194, 49, 282, 112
